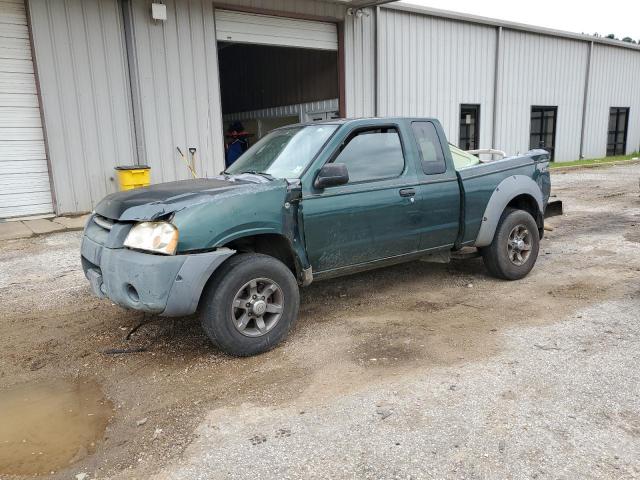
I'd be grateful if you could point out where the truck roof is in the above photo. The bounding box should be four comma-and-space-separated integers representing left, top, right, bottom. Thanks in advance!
288, 117, 440, 128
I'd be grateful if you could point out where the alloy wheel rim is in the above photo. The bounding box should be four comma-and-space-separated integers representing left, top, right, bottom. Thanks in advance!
231, 278, 284, 337
507, 224, 532, 266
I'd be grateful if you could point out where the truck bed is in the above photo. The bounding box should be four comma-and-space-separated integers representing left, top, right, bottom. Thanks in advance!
457, 150, 551, 245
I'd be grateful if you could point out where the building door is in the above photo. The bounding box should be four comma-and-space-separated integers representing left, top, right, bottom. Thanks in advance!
215, 10, 338, 50
215, 9, 341, 168
0, 0, 53, 219
302, 126, 420, 273
607, 107, 629, 156
530, 106, 557, 160
459, 104, 480, 151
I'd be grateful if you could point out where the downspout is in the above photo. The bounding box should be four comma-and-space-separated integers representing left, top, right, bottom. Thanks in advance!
579, 41, 594, 159
374, 6, 380, 116
491, 26, 502, 153
120, 0, 145, 165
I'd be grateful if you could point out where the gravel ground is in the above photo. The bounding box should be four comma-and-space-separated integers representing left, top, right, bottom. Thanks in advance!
0, 163, 639, 479
159, 296, 640, 480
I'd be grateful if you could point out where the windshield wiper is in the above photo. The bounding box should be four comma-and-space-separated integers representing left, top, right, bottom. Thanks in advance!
239, 171, 276, 180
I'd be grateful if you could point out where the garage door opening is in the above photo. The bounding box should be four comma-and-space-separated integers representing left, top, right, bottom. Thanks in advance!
0, 0, 54, 219
215, 10, 340, 167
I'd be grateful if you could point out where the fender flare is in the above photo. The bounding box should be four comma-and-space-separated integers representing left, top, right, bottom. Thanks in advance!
474, 175, 544, 248
161, 247, 236, 316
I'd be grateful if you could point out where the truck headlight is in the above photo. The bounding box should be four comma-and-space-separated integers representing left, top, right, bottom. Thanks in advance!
124, 222, 179, 255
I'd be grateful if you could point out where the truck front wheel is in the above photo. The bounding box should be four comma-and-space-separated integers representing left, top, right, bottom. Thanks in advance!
481, 208, 540, 280
199, 253, 300, 356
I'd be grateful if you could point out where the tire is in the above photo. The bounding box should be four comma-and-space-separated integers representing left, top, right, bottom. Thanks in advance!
199, 253, 300, 357
481, 208, 540, 280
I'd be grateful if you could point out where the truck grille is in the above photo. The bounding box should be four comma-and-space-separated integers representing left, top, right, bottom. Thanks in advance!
85, 214, 132, 249
93, 215, 114, 231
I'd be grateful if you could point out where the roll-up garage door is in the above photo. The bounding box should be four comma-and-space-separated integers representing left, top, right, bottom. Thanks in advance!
0, 0, 53, 219
215, 10, 338, 51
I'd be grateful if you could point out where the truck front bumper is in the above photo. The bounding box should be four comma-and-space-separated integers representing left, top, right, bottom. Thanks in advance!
81, 236, 234, 317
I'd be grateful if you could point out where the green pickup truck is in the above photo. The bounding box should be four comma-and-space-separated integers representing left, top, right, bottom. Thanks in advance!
82, 118, 551, 356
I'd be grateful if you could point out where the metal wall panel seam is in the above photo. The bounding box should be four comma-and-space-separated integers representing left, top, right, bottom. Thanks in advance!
67, 1, 94, 210
374, 5, 379, 116
83, 0, 108, 202
578, 41, 592, 159
121, 0, 144, 166
206, 2, 223, 174
188, 1, 203, 176
24, 0, 56, 213
163, 0, 179, 182
173, 1, 189, 181
47, 1, 77, 212
113, 0, 138, 169
491, 26, 501, 152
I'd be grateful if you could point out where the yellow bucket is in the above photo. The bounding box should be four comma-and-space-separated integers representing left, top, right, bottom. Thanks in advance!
115, 165, 151, 191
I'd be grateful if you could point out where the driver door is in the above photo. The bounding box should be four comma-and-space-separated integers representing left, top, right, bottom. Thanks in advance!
302, 126, 421, 273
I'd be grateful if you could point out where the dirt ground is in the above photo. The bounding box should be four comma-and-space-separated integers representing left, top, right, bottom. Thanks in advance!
0, 163, 639, 479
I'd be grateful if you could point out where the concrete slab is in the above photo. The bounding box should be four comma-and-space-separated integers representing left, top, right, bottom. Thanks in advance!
23, 218, 66, 235
0, 222, 34, 241
52, 214, 90, 230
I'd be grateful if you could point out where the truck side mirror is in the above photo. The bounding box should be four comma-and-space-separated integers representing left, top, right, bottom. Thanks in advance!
314, 163, 349, 189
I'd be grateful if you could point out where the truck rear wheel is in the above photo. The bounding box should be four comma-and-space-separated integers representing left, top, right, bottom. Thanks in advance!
481, 208, 540, 280
199, 253, 300, 357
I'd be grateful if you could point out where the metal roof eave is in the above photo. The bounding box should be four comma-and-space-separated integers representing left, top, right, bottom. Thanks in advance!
384, 2, 640, 52
321, 0, 399, 9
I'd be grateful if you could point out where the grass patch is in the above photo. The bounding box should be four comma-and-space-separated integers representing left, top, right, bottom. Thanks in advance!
551, 152, 639, 169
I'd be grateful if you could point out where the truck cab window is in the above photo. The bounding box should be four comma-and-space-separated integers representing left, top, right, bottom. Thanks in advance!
334, 128, 404, 183
411, 122, 446, 175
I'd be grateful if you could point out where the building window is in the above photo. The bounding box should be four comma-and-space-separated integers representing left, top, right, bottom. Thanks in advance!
459, 104, 480, 151
607, 107, 629, 156
530, 106, 557, 160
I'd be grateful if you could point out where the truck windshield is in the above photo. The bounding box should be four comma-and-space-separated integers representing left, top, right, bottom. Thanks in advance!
225, 124, 338, 179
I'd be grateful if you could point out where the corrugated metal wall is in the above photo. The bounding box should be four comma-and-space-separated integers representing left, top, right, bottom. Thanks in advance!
495, 30, 589, 161
583, 44, 640, 158
344, 7, 375, 118
24, 0, 640, 216
125, 0, 225, 183
126, 0, 345, 185
376, 9, 497, 151
28, 0, 137, 214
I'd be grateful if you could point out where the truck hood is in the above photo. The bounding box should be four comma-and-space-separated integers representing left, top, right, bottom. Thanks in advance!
95, 175, 286, 221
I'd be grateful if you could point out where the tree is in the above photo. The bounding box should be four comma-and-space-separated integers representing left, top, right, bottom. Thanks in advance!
621, 37, 637, 44
605, 33, 617, 40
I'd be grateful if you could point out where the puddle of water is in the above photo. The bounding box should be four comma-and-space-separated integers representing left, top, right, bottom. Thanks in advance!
0, 379, 113, 476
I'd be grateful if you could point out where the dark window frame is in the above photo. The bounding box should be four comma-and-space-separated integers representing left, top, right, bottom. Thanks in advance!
411, 120, 447, 175
530, 105, 558, 161
459, 104, 480, 151
607, 107, 629, 157
327, 125, 407, 185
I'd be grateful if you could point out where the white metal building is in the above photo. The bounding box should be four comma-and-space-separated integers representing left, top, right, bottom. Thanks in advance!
0, 0, 639, 219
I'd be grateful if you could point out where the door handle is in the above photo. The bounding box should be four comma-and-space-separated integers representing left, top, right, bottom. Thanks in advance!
399, 188, 416, 197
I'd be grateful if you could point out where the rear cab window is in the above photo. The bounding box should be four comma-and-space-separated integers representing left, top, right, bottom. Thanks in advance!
334, 127, 405, 183
411, 121, 447, 175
